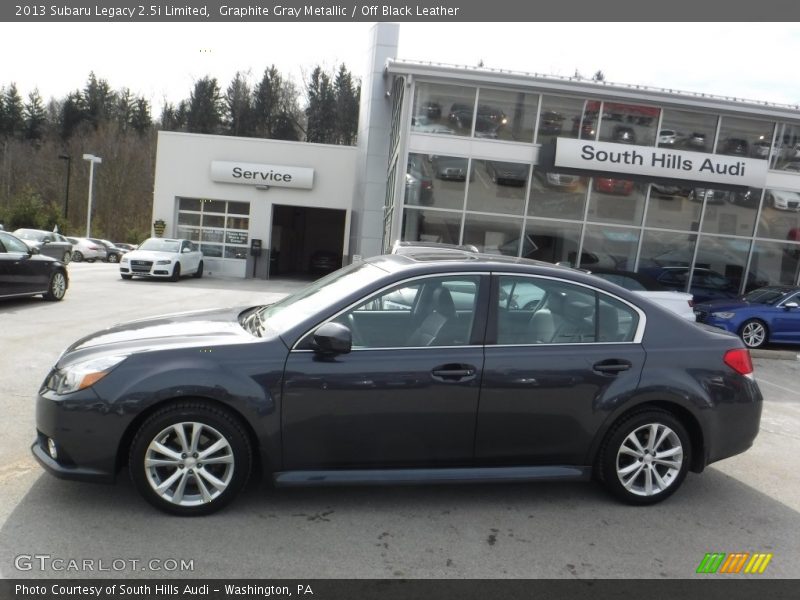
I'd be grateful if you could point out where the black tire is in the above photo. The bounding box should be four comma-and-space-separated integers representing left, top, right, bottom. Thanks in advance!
87, 259, 95, 263
107, 253, 119, 263
121, 274, 133, 280
129, 401, 252, 516
170, 262, 181, 282
43, 270, 67, 301
739, 319, 768, 349
598, 409, 690, 505
71, 250, 83, 262
62, 251, 71, 264
193, 260, 203, 279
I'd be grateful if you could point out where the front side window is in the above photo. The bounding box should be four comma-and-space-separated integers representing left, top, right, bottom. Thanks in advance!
0, 232, 28, 253
495, 276, 638, 345
333, 275, 481, 349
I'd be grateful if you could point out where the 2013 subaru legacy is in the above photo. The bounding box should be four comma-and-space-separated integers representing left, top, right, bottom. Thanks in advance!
32, 252, 762, 515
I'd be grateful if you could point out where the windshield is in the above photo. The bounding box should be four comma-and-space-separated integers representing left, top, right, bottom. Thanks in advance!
743, 287, 793, 305
14, 229, 43, 241
258, 262, 385, 334
139, 239, 180, 252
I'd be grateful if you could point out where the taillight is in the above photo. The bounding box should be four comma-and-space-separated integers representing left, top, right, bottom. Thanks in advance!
724, 348, 753, 376
688, 299, 694, 308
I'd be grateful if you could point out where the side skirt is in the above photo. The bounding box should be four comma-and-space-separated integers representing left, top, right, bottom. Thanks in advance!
273, 465, 592, 487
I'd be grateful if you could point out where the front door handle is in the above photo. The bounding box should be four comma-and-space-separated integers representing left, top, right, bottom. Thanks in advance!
431, 364, 477, 382
593, 359, 632, 375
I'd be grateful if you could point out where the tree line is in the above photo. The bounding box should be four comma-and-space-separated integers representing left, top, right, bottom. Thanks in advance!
0, 64, 360, 243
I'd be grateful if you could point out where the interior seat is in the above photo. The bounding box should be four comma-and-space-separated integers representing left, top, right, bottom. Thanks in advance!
406, 286, 456, 346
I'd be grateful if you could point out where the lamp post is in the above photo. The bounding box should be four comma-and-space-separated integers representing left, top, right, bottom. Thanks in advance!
58, 154, 71, 219
82, 153, 102, 237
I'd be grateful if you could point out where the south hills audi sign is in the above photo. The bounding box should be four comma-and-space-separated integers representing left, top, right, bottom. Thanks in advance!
554, 138, 768, 188
211, 161, 314, 189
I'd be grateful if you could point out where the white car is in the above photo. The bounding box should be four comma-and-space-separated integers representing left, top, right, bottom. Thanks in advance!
119, 238, 203, 281
766, 190, 800, 211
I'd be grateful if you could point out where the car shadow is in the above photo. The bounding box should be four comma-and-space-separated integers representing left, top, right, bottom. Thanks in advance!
1, 468, 798, 579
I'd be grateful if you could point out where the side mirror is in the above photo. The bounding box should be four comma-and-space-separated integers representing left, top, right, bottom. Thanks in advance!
182, 247, 192, 253
313, 322, 352, 355
784, 302, 798, 310
29, 246, 39, 255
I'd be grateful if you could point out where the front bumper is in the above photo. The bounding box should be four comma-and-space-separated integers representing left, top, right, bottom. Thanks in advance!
33, 388, 125, 483
120, 264, 173, 277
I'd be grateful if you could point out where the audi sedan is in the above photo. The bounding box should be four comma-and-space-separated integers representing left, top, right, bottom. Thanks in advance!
0, 231, 68, 301
33, 252, 762, 515
694, 286, 800, 348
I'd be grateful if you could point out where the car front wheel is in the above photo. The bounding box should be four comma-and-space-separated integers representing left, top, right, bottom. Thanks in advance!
599, 410, 690, 505
129, 401, 252, 516
71, 251, 83, 262
43, 271, 67, 301
740, 319, 768, 349
62, 251, 71, 264
193, 260, 203, 279
170, 263, 181, 282
107, 253, 119, 263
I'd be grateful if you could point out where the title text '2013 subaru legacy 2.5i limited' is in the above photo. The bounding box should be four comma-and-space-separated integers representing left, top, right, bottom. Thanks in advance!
32, 251, 762, 515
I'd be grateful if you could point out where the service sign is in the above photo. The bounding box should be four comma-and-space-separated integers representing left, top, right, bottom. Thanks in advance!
211, 161, 314, 189
554, 138, 768, 188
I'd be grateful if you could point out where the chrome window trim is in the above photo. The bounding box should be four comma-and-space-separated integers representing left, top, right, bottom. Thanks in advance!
492, 272, 647, 345
290, 271, 486, 352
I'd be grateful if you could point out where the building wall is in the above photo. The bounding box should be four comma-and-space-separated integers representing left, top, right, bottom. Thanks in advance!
153, 131, 358, 278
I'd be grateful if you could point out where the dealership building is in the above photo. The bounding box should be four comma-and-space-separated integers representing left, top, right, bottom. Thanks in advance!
153, 23, 800, 293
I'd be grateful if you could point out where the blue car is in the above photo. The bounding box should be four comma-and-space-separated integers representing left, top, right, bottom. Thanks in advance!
695, 286, 800, 348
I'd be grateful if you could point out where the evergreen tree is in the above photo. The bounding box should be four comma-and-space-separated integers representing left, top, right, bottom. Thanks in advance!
305, 66, 336, 144
130, 97, 152, 134
253, 66, 282, 138
333, 64, 359, 145
187, 77, 223, 134
23, 89, 47, 140
225, 72, 254, 137
82, 72, 116, 129
59, 91, 85, 139
2, 83, 25, 138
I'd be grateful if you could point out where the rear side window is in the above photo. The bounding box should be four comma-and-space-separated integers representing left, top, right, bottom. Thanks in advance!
496, 275, 638, 345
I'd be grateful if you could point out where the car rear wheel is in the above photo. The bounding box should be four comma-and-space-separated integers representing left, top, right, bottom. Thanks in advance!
43, 271, 67, 301
740, 319, 768, 349
62, 251, 71, 264
598, 410, 690, 505
129, 401, 252, 516
107, 253, 119, 263
193, 261, 203, 279
170, 263, 181, 282
71, 251, 83, 262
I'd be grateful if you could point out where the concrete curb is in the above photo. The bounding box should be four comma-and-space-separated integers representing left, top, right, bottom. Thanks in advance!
750, 349, 798, 360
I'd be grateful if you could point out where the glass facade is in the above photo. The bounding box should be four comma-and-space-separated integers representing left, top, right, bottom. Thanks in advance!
395, 76, 800, 293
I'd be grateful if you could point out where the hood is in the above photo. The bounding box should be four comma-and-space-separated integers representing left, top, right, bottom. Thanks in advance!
58, 306, 261, 367
695, 298, 750, 312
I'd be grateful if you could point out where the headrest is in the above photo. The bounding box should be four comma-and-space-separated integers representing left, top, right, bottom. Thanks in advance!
432, 286, 456, 319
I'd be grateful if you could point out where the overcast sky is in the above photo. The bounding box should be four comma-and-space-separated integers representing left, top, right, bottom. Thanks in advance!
2, 22, 800, 112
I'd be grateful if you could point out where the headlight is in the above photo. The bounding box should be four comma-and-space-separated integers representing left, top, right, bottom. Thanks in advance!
156, 259, 172, 265
120, 257, 128, 263
711, 312, 735, 319
47, 355, 128, 395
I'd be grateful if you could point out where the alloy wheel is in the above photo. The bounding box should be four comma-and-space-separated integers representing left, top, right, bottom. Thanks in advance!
615, 423, 683, 497
741, 320, 766, 348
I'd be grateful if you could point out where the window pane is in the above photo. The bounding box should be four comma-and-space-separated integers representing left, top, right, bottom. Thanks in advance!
581, 224, 639, 270
537, 95, 594, 143
758, 189, 800, 240
716, 116, 774, 160
402, 208, 462, 245
521, 219, 583, 264
467, 160, 529, 215
597, 102, 660, 147
598, 295, 638, 342
645, 183, 700, 231
227, 216, 249, 230
658, 109, 717, 154
203, 214, 225, 228
700, 187, 760, 237
588, 178, 645, 226
412, 82, 475, 138
462, 213, 523, 255
228, 201, 249, 215
771, 122, 800, 170
337, 276, 480, 348
529, 169, 588, 220
692, 235, 753, 299
748, 240, 800, 286
224, 246, 248, 260
176, 226, 200, 241
178, 212, 201, 226
476, 88, 538, 142
200, 243, 223, 258
179, 198, 201, 211
406, 153, 466, 210
496, 276, 596, 345
638, 230, 698, 275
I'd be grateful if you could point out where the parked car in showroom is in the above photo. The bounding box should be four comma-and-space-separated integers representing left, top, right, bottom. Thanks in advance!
593, 177, 634, 195
485, 160, 529, 186
119, 238, 203, 281
66, 237, 107, 262
694, 285, 800, 348
686, 132, 708, 151
33, 252, 761, 515
13, 228, 73, 263
657, 129, 678, 146
764, 189, 800, 211
0, 231, 68, 301
431, 156, 469, 181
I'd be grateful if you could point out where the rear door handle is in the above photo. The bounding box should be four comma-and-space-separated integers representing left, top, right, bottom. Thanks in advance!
592, 359, 632, 375
431, 364, 477, 382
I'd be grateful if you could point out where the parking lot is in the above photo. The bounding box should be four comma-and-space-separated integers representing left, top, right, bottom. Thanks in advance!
1, 262, 799, 579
